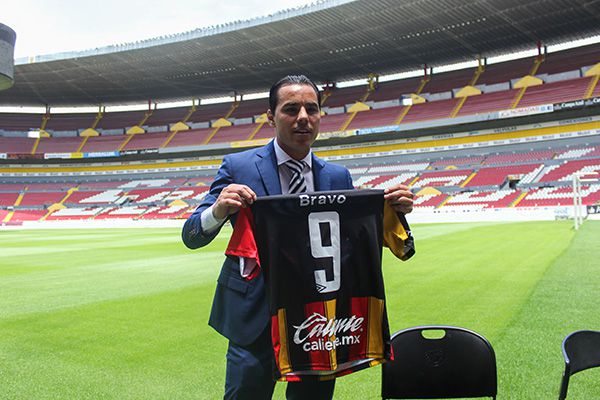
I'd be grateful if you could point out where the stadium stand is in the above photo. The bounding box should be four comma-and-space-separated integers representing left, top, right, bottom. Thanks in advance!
35, 136, 83, 154
138, 205, 191, 219
44, 207, 100, 220
354, 173, 418, 189
0, 192, 19, 206
4, 121, 600, 224
324, 85, 370, 108
77, 135, 121, 152
144, 106, 192, 128
24, 183, 72, 190
413, 192, 448, 209
367, 76, 423, 102
537, 42, 600, 75
121, 132, 171, 151
1, 1, 600, 226
424, 67, 475, 94
1, 44, 598, 146
18, 191, 66, 206
477, 56, 536, 86
8, 210, 47, 222
517, 76, 592, 108
517, 185, 600, 207
8, 124, 600, 224
405, 98, 461, 123
246, 123, 273, 141
318, 112, 350, 133
413, 169, 472, 188
346, 106, 403, 130
0, 183, 27, 191
0, 136, 35, 153
208, 124, 255, 144
186, 102, 234, 125
483, 150, 556, 165
537, 159, 600, 182
96, 110, 147, 131
432, 156, 486, 168
180, 177, 213, 186
164, 127, 215, 148
464, 164, 543, 187
555, 146, 600, 159
66, 190, 122, 204
44, 113, 97, 131
444, 190, 522, 209
457, 88, 519, 116
78, 181, 129, 189
0, 113, 40, 131
231, 97, 268, 119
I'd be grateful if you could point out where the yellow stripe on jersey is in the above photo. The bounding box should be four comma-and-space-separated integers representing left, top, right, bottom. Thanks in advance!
383, 202, 413, 260
367, 297, 385, 356
369, 359, 385, 368
324, 299, 338, 371
277, 308, 292, 375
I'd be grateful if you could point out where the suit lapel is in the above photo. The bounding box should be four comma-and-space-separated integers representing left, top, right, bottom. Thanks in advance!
256, 142, 282, 195
312, 154, 330, 191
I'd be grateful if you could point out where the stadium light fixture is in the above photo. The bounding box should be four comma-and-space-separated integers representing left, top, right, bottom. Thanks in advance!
434, 60, 479, 74
52, 106, 101, 114
0, 105, 46, 113
201, 96, 236, 105
547, 35, 600, 54
243, 91, 269, 101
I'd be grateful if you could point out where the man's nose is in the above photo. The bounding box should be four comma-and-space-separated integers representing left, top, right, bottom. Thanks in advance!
297, 106, 308, 121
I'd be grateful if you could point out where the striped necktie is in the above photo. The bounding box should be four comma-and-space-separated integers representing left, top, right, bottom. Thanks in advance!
285, 159, 307, 194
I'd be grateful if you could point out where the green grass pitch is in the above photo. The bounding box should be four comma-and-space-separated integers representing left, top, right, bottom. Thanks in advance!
1, 220, 599, 399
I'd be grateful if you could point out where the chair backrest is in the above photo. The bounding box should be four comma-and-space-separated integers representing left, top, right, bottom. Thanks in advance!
382, 325, 497, 399
558, 330, 600, 399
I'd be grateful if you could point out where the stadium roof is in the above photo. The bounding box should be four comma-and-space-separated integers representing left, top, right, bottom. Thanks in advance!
2, 0, 599, 107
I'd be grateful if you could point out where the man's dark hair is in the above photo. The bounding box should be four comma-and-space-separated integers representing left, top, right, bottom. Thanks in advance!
269, 75, 321, 113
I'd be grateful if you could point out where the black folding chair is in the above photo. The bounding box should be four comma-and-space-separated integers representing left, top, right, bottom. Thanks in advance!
559, 330, 600, 399
382, 325, 497, 399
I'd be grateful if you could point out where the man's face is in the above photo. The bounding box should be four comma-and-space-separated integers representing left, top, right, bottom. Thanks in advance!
268, 83, 320, 160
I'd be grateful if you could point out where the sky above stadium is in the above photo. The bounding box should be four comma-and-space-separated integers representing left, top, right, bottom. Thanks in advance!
3, 0, 313, 59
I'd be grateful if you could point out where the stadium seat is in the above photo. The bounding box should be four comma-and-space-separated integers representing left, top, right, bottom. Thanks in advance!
381, 326, 497, 399
558, 330, 600, 400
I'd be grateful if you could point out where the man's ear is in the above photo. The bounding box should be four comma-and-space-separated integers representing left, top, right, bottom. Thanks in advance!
267, 109, 275, 126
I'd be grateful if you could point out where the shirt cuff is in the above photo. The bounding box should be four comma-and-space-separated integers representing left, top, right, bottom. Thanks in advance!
239, 257, 258, 278
201, 204, 227, 234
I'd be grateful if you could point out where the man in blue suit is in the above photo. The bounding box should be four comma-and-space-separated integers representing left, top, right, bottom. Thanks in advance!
182, 75, 414, 399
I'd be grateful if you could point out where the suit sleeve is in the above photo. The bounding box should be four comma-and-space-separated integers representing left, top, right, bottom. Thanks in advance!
345, 168, 354, 189
182, 156, 234, 249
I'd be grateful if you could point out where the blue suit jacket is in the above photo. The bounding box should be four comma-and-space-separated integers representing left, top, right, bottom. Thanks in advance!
182, 141, 354, 345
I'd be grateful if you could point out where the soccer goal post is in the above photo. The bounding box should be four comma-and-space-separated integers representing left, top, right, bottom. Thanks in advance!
572, 172, 599, 230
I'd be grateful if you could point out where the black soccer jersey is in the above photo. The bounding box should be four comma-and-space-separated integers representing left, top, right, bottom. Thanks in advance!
226, 189, 414, 381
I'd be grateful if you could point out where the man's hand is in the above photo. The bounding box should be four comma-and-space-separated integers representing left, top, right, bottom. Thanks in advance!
213, 184, 257, 220
384, 184, 414, 215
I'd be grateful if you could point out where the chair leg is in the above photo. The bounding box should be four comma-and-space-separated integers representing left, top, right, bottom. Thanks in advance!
558, 373, 569, 400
